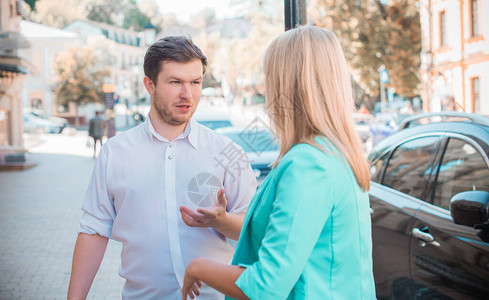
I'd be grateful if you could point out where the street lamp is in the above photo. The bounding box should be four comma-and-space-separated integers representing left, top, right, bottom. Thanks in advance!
143, 22, 156, 46
379, 64, 389, 113
284, 0, 307, 31
132, 64, 143, 125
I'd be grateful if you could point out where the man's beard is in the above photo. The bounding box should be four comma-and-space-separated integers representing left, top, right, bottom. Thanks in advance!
153, 92, 191, 126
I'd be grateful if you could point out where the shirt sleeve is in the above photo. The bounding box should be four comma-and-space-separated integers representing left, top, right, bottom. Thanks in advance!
235, 148, 334, 299
223, 143, 257, 214
78, 145, 116, 238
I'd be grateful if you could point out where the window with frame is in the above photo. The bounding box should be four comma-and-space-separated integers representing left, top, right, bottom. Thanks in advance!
382, 137, 440, 199
472, 77, 480, 113
0, 109, 9, 146
433, 138, 489, 210
470, 0, 480, 37
440, 10, 447, 47
370, 153, 388, 184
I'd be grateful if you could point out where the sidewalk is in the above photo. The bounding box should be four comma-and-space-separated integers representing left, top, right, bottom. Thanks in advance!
0, 132, 123, 299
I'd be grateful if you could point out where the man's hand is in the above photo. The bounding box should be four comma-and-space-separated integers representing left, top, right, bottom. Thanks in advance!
180, 189, 245, 240
180, 189, 228, 228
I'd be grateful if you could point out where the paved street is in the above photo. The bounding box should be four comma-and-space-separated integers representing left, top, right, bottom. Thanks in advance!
0, 132, 124, 299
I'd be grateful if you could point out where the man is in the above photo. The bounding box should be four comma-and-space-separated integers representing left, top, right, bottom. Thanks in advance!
88, 111, 105, 158
68, 36, 257, 299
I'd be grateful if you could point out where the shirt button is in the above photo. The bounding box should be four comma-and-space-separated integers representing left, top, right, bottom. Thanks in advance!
169, 143, 173, 147
168, 155, 172, 160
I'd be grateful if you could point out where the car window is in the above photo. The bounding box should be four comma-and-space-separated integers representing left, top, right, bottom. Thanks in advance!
370, 153, 388, 184
382, 136, 440, 199
433, 138, 489, 210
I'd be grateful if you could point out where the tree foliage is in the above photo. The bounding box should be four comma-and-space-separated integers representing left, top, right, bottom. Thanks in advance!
22, 0, 86, 28
24, 0, 158, 31
85, 0, 152, 31
55, 46, 110, 108
310, 0, 422, 98
211, 1, 283, 96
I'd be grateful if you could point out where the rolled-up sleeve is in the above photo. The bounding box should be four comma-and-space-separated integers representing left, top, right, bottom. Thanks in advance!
223, 143, 257, 214
235, 151, 333, 299
78, 145, 116, 239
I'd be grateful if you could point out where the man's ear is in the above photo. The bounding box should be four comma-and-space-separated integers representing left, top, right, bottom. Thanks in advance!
143, 76, 155, 95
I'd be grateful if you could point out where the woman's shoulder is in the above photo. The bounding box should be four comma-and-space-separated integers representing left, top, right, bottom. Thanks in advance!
279, 137, 344, 167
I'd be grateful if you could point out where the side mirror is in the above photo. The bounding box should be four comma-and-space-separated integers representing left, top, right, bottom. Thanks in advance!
450, 191, 489, 227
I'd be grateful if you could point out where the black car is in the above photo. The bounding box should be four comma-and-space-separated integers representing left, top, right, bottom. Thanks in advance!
368, 112, 489, 299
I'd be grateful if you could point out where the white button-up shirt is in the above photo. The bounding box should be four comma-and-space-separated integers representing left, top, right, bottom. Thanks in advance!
78, 117, 257, 299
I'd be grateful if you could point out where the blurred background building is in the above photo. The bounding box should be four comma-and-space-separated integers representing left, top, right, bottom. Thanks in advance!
19, 20, 79, 119
0, 0, 30, 163
420, 0, 488, 114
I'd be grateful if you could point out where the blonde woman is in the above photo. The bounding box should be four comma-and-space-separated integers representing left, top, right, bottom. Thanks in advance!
180, 25, 376, 300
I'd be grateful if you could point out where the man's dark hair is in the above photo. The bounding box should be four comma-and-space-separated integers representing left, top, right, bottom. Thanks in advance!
143, 36, 207, 84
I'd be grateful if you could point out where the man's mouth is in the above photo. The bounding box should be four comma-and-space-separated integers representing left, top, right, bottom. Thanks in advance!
176, 104, 191, 113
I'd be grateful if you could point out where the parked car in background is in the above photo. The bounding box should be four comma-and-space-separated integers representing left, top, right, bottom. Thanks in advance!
23, 109, 69, 132
353, 113, 375, 154
216, 126, 279, 186
368, 112, 489, 299
370, 112, 411, 145
23, 112, 65, 134
193, 110, 233, 130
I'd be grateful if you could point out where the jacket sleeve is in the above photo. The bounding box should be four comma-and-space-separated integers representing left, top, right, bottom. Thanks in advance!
235, 146, 334, 299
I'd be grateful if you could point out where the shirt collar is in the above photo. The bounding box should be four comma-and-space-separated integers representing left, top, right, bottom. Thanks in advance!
144, 115, 199, 150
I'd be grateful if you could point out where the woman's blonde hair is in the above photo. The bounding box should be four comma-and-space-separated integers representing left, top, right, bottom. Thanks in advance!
264, 25, 370, 191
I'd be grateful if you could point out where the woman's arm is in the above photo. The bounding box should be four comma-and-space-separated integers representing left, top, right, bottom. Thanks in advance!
182, 257, 249, 300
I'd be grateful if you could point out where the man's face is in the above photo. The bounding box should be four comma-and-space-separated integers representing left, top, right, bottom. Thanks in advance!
146, 59, 203, 126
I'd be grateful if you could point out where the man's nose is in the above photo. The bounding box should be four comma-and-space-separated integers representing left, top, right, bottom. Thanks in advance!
179, 84, 192, 99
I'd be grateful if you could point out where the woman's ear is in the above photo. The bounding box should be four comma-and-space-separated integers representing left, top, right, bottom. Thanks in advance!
143, 76, 155, 96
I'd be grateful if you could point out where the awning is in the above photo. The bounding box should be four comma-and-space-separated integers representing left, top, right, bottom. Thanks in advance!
0, 63, 28, 76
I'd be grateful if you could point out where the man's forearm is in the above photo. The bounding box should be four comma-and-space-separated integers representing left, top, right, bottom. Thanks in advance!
213, 212, 245, 240
68, 233, 109, 299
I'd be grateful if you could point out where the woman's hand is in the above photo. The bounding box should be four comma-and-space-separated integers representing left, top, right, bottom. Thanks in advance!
182, 259, 203, 300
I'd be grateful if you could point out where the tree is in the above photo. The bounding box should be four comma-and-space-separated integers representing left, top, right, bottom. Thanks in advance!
55, 46, 110, 127
85, 0, 153, 31
211, 1, 283, 99
23, 0, 86, 28
310, 0, 421, 100
188, 8, 217, 30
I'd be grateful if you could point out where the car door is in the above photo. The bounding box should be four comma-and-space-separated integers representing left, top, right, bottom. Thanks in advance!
370, 135, 443, 299
410, 136, 489, 299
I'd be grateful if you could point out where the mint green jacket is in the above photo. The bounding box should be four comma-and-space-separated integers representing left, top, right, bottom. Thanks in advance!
228, 138, 376, 300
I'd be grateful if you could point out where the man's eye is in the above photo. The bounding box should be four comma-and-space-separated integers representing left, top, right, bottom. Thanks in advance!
171, 81, 180, 84
193, 81, 201, 84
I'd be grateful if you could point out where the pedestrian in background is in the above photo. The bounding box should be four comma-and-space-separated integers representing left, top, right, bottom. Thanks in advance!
181, 25, 376, 300
68, 36, 256, 299
88, 111, 105, 158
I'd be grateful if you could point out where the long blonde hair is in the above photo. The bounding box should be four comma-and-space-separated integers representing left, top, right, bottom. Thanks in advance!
264, 25, 370, 191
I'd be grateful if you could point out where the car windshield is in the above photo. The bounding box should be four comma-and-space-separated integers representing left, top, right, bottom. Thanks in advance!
223, 130, 279, 153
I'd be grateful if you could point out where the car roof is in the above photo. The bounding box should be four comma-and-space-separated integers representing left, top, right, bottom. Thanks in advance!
370, 121, 489, 160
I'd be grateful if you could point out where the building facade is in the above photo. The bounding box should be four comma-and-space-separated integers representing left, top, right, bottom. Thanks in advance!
0, 0, 30, 162
64, 20, 152, 124
18, 21, 79, 119
420, 0, 488, 114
